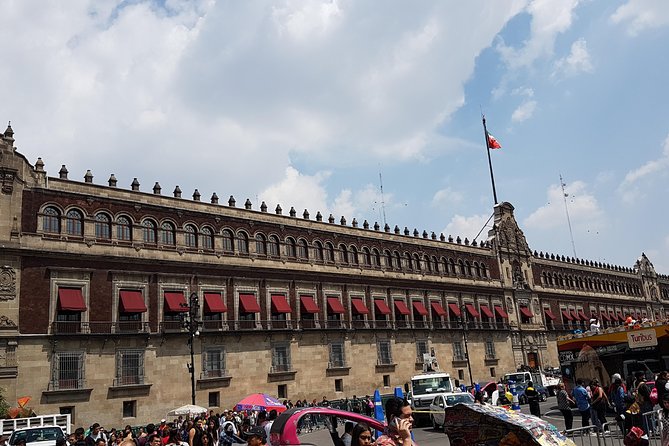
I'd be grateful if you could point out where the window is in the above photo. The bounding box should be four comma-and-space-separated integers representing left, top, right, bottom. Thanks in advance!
160, 222, 176, 245
377, 340, 392, 365
202, 348, 226, 378
383, 375, 391, 387
209, 392, 220, 408
393, 252, 402, 269
43, 207, 61, 233
325, 242, 335, 262
362, 248, 371, 266
314, 241, 324, 261
278, 384, 287, 399
297, 239, 309, 259
339, 244, 349, 264
490, 367, 496, 377
458, 369, 464, 380
222, 229, 234, 252
95, 213, 111, 240
115, 349, 144, 386
50, 352, 84, 390
271, 343, 291, 373
485, 340, 496, 359
65, 209, 83, 236
142, 220, 157, 244
350, 246, 359, 265
372, 249, 381, 267
116, 216, 132, 241
404, 253, 412, 271
122, 400, 136, 418
59, 407, 75, 424
416, 340, 428, 363
335, 379, 343, 392
413, 254, 421, 271
185, 225, 197, 248
329, 341, 346, 368
201, 227, 214, 250
237, 231, 249, 254
453, 341, 465, 361
268, 235, 280, 257
286, 238, 297, 258
255, 234, 267, 255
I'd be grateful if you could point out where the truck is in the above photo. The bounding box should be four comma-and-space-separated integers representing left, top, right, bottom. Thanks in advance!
502, 368, 561, 396
0, 414, 71, 437
405, 371, 455, 426
557, 322, 669, 390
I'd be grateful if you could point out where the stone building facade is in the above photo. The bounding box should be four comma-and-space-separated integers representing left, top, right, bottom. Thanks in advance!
1, 123, 668, 426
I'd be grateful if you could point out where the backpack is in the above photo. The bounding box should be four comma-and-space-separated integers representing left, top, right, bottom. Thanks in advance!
367, 400, 374, 409
650, 386, 658, 405
623, 426, 647, 446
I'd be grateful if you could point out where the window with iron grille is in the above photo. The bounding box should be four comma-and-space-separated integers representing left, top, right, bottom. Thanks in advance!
202, 348, 226, 378
485, 340, 496, 359
271, 343, 291, 373
43, 207, 61, 233
453, 341, 466, 361
51, 352, 84, 390
115, 349, 144, 386
328, 342, 346, 368
377, 340, 393, 365
415, 340, 429, 363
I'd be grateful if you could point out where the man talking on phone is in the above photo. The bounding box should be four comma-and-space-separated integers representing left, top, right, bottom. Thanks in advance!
375, 397, 416, 446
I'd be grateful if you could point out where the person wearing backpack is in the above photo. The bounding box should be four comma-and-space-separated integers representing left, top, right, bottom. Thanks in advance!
610, 376, 627, 431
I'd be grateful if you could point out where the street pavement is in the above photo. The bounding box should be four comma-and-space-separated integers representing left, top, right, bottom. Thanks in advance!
299, 398, 567, 445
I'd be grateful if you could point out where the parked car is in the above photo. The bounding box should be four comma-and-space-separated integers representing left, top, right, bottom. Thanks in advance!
516, 383, 549, 405
429, 392, 475, 429
9, 426, 66, 446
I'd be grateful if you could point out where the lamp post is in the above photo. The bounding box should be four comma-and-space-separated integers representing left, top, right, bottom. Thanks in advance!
181, 292, 201, 405
460, 304, 475, 390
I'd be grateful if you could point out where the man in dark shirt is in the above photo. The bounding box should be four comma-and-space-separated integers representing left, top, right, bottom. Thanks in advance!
656, 370, 668, 404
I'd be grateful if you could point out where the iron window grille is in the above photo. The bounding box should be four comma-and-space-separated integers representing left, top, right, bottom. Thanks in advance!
115, 349, 145, 386
377, 340, 393, 365
485, 340, 496, 359
328, 342, 346, 368
271, 344, 292, 373
453, 341, 466, 361
415, 340, 428, 363
202, 348, 227, 378
50, 352, 85, 390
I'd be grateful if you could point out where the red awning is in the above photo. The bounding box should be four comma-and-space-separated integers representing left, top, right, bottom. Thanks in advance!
494, 305, 508, 319
374, 299, 391, 315
57, 288, 87, 311
204, 292, 227, 313
119, 290, 147, 313
561, 310, 573, 321
412, 301, 428, 316
600, 311, 610, 321
300, 296, 320, 314
544, 309, 556, 320
465, 303, 480, 318
480, 305, 494, 318
578, 309, 587, 321
327, 297, 345, 314
351, 298, 369, 315
430, 302, 447, 317
164, 292, 188, 312
609, 311, 619, 321
239, 294, 261, 313
395, 300, 411, 315
271, 294, 292, 313
571, 310, 580, 321
448, 303, 462, 317
520, 306, 534, 318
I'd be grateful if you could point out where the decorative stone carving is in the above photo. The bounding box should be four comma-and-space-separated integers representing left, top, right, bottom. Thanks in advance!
0, 315, 17, 327
496, 218, 531, 255
0, 168, 17, 194
0, 267, 16, 300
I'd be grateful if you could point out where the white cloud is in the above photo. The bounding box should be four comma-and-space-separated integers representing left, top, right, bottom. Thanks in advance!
618, 134, 669, 203
432, 187, 464, 208
442, 214, 492, 243
523, 180, 603, 230
511, 100, 537, 122
553, 38, 594, 77
611, 0, 669, 36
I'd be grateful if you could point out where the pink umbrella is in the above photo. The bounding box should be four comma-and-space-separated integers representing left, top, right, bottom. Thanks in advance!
235, 393, 287, 413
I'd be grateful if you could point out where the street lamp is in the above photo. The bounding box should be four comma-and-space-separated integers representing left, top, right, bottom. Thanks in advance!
460, 304, 475, 390
181, 292, 201, 405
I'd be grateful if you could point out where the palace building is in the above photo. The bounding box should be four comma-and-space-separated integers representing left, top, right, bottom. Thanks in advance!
0, 123, 667, 425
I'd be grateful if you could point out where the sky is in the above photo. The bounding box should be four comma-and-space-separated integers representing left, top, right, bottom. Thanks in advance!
1, 0, 668, 273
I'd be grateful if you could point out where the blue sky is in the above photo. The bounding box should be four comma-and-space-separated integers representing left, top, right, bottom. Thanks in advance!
1, 0, 668, 272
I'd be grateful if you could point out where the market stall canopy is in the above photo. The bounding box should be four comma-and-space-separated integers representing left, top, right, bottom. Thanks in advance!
167, 404, 208, 417
235, 393, 287, 413
444, 403, 575, 446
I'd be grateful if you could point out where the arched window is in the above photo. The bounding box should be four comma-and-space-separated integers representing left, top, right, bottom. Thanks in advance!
339, 244, 349, 264
448, 258, 456, 274
314, 241, 324, 261
286, 237, 297, 258
255, 234, 267, 255
383, 250, 392, 268
480, 263, 488, 278
297, 239, 309, 259
185, 224, 197, 248
43, 207, 61, 233
269, 235, 280, 256
325, 242, 335, 262
393, 251, 402, 269
161, 222, 176, 245
65, 209, 83, 236
350, 246, 359, 265
405, 253, 413, 271
424, 255, 432, 273
95, 213, 111, 240
116, 216, 132, 241
222, 229, 234, 252
413, 254, 421, 271
201, 227, 214, 250
432, 256, 439, 273
142, 220, 157, 244
362, 248, 372, 266
237, 232, 249, 254
372, 248, 381, 267
473, 262, 481, 277
458, 259, 465, 275
465, 261, 472, 276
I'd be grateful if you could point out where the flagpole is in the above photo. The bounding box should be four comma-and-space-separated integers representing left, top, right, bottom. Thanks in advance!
482, 115, 499, 205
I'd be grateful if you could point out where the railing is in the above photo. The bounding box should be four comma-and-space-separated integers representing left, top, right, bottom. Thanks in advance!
298, 319, 319, 329
413, 320, 429, 329
374, 319, 391, 329
200, 369, 229, 379
160, 321, 185, 332
202, 320, 228, 331
270, 364, 293, 373
323, 319, 345, 329
351, 320, 367, 329
327, 361, 348, 369
112, 375, 145, 387
269, 319, 293, 330
395, 319, 410, 329
50, 321, 150, 334
47, 378, 86, 391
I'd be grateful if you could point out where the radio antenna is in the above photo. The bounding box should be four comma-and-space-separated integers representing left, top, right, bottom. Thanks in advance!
379, 171, 387, 227
560, 174, 577, 258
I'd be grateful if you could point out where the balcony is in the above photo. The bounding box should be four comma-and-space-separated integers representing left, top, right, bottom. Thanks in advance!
323, 319, 345, 329
198, 369, 231, 387
269, 319, 293, 330
47, 378, 86, 391
395, 319, 410, 329
202, 320, 229, 331
298, 319, 319, 330
160, 321, 185, 333
351, 319, 368, 330
50, 321, 150, 335
413, 320, 429, 329
373, 319, 391, 329
268, 364, 297, 381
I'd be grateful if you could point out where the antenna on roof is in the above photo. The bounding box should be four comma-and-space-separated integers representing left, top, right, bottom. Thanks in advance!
378, 170, 387, 227
560, 174, 577, 258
